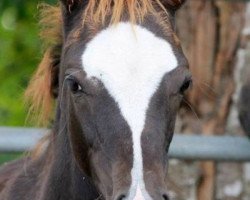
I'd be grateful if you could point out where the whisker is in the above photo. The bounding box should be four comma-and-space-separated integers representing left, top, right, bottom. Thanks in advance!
191, 80, 216, 101
95, 194, 103, 200
56, 70, 83, 138
59, 70, 82, 110
192, 77, 217, 96
182, 97, 201, 123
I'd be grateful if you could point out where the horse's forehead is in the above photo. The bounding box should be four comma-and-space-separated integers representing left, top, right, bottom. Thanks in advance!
81, 22, 178, 199
81, 22, 178, 127
82, 22, 177, 85
81, 23, 178, 114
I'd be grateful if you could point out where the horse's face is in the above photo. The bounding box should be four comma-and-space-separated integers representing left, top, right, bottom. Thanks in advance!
60, 0, 190, 199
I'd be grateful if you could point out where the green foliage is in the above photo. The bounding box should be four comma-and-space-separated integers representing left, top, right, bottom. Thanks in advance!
0, 153, 22, 165
0, 0, 56, 126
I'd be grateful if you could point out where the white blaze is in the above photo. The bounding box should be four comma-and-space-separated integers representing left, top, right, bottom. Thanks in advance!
82, 22, 177, 200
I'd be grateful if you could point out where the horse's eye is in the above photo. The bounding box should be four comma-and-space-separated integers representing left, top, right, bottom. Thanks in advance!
67, 79, 82, 93
180, 78, 192, 94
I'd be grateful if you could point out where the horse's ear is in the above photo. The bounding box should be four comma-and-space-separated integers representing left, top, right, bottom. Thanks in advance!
160, 0, 186, 11
60, 0, 86, 14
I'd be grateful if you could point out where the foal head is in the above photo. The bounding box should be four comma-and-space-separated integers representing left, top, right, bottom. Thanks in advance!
29, 0, 191, 199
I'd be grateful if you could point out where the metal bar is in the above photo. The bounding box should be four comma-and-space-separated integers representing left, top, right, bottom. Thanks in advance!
0, 127, 46, 152
0, 127, 250, 161
169, 134, 250, 162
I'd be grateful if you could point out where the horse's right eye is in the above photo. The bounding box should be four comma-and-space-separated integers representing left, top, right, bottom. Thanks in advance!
180, 78, 192, 94
67, 79, 82, 93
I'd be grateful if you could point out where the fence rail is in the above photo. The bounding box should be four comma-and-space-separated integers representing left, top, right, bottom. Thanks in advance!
0, 127, 250, 162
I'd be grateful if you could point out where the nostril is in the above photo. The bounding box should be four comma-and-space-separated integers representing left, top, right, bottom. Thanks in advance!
116, 194, 126, 200
162, 194, 169, 200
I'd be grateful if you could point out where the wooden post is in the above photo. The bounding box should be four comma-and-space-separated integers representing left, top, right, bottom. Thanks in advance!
176, 0, 246, 199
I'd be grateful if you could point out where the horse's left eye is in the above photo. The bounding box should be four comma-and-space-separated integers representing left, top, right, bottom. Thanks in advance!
67, 79, 82, 93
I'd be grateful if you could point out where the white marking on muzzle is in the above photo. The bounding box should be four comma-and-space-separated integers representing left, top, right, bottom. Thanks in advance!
134, 186, 145, 200
82, 22, 177, 200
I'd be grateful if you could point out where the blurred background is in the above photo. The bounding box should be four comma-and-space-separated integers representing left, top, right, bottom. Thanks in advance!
0, 0, 55, 126
0, 0, 57, 186
171, 1, 250, 199
0, 0, 250, 200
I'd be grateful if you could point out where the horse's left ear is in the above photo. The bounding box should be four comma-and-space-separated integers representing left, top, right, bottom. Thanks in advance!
160, 0, 186, 11
60, 0, 86, 14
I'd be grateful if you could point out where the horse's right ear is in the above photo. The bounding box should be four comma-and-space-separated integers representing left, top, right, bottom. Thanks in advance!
160, 0, 186, 11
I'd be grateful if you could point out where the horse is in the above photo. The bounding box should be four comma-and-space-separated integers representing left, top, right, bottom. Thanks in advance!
0, 0, 191, 199
239, 81, 250, 137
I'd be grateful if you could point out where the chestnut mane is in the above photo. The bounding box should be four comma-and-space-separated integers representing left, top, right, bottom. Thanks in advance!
25, 4, 62, 126
25, 0, 168, 126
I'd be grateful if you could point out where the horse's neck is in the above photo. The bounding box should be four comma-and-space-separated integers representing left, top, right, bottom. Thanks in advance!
39, 127, 99, 200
